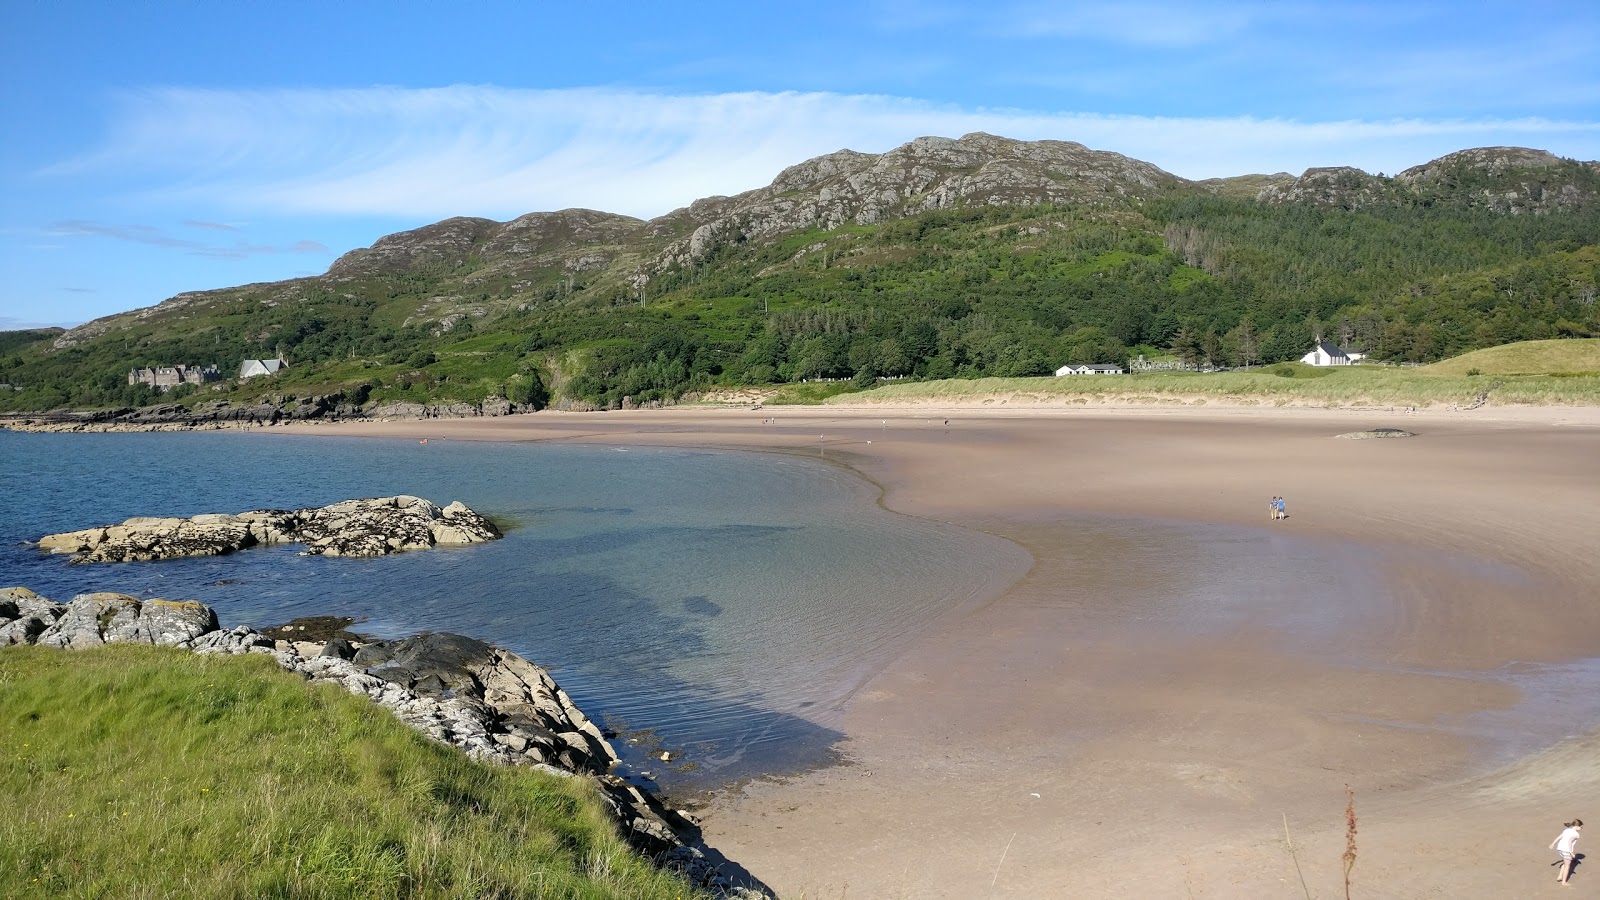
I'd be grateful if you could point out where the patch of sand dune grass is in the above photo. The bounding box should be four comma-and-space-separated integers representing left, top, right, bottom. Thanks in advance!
0, 644, 705, 900
831, 365, 1600, 408
1421, 338, 1600, 376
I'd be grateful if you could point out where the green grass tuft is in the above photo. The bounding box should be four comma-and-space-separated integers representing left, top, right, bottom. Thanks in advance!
0, 644, 705, 900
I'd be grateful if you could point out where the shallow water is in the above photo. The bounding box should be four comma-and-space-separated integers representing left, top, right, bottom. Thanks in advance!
0, 430, 1027, 790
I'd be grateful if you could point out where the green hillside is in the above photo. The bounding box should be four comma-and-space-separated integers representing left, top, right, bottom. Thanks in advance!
1422, 338, 1600, 375
0, 644, 705, 899
1, 138, 1597, 413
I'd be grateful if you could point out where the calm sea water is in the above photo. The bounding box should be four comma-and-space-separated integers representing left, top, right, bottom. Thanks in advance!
0, 430, 1027, 791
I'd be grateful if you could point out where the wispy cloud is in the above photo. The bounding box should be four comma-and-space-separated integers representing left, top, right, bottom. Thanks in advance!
1001, 1, 1270, 47
0, 315, 76, 331
48, 86, 1600, 221
46, 220, 330, 259
62, 287, 97, 293
183, 219, 239, 231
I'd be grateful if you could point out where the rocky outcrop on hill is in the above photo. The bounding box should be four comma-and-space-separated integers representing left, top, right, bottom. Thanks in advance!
1256, 166, 1400, 210
0, 588, 764, 896
37, 495, 500, 562
1259, 147, 1599, 213
649, 132, 1183, 272
1396, 147, 1600, 214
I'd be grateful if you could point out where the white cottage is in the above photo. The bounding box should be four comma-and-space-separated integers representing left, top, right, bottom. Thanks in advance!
1054, 364, 1125, 376
1299, 342, 1364, 367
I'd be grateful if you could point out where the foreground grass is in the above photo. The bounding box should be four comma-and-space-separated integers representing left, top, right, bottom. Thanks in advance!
0, 645, 705, 900
1420, 338, 1600, 376
833, 364, 1600, 408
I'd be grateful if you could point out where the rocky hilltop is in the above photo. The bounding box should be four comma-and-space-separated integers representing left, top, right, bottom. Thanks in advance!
646, 133, 1183, 273
38, 495, 500, 562
0, 587, 763, 895
1259, 146, 1600, 212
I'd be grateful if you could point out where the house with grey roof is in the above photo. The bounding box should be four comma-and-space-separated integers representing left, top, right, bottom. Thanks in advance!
239, 358, 287, 380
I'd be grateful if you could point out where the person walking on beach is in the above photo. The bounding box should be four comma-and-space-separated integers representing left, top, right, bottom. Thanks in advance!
1270, 496, 1279, 522
1277, 496, 1287, 520
1552, 818, 1582, 884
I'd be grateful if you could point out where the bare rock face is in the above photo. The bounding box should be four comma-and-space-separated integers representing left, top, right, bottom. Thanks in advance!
36, 496, 501, 563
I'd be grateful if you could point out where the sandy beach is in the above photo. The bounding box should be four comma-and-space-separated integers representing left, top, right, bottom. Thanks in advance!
278, 403, 1600, 898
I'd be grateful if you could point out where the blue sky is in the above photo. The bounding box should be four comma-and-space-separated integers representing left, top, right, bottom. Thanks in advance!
2, 0, 1596, 329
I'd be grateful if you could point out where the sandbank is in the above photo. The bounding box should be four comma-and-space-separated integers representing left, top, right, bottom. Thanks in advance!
276, 403, 1600, 898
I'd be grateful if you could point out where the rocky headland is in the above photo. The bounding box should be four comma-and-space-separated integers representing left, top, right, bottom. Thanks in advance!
0, 393, 536, 433
37, 495, 500, 562
0, 586, 764, 896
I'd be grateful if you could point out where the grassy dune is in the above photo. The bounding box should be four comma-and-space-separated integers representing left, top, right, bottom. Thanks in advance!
1420, 338, 1600, 376
832, 361, 1600, 408
0, 645, 705, 900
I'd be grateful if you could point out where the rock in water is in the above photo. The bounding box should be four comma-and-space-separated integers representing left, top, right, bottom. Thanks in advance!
35, 496, 501, 563
1335, 428, 1418, 440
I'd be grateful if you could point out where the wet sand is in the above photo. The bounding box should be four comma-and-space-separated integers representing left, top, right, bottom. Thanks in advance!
278, 404, 1600, 898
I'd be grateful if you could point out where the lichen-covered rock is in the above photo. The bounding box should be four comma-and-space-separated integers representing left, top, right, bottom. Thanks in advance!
0, 587, 66, 645
36, 496, 500, 563
39, 517, 257, 562
31, 592, 218, 648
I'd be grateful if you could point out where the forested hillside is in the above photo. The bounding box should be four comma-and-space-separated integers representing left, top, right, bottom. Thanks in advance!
1, 136, 1596, 412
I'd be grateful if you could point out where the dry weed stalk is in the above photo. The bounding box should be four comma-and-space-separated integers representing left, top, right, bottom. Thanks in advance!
1283, 812, 1312, 900
1342, 785, 1358, 900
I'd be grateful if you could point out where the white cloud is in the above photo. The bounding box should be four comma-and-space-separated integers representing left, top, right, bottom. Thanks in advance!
51, 86, 1600, 222
45, 220, 331, 259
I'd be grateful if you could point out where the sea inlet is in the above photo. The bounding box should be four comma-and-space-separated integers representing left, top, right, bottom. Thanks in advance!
0, 429, 1027, 792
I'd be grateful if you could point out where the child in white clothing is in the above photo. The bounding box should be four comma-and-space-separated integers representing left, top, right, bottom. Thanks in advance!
1552, 818, 1582, 885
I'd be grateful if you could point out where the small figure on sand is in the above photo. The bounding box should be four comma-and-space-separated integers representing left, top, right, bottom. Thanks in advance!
1277, 496, 1287, 520
1269, 496, 1278, 521
1552, 818, 1582, 884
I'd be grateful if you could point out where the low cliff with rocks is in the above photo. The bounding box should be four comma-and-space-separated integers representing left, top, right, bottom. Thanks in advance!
38, 495, 500, 562
0, 586, 765, 897
0, 391, 539, 432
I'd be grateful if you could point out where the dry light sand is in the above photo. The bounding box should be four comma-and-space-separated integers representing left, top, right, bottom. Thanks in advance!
280, 403, 1600, 898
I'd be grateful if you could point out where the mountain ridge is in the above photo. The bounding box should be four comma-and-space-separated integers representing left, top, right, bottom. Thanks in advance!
7, 133, 1598, 413
51, 135, 1599, 350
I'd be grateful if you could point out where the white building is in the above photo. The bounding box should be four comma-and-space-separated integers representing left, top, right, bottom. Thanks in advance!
239, 358, 287, 379
1054, 363, 1125, 376
1300, 342, 1365, 367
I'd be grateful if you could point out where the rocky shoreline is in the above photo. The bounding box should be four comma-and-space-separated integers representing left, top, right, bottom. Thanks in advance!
0, 392, 537, 433
0, 587, 767, 897
37, 496, 501, 562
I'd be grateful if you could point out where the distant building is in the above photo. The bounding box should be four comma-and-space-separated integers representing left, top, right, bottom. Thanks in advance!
239, 358, 287, 380
1054, 363, 1125, 376
128, 365, 221, 390
1300, 342, 1365, 366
